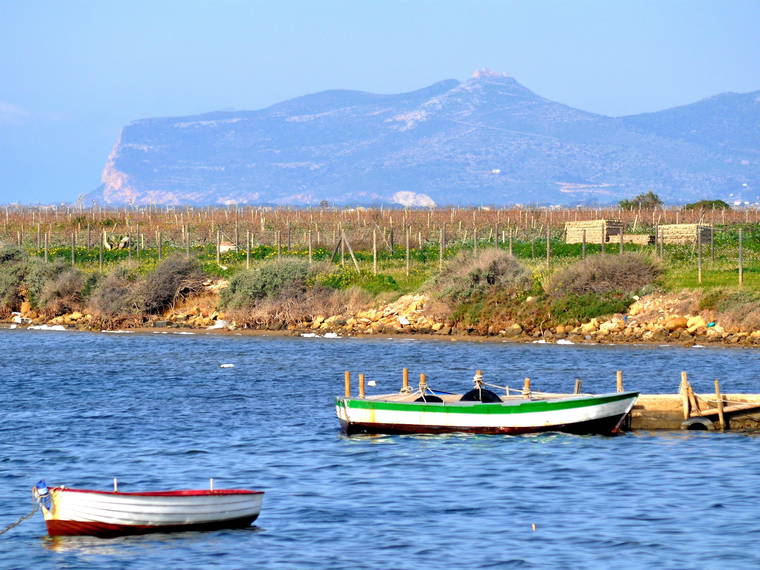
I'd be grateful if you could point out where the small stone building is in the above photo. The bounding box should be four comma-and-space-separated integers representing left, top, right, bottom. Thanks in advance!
656, 224, 713, 245
564, 220, 624, 244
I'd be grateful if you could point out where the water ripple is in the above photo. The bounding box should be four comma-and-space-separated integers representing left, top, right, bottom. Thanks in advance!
1, 330, 759, 568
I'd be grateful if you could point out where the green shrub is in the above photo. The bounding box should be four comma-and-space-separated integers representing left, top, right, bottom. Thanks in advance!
430, 248, 531, 303
549, 293, 633, 325
221, 259, 319, 309
619, 191, 662, 210
683, 199, 730, 210
546, 253, 661, 297
315, 265, 400, 295
139, 255, 204, 314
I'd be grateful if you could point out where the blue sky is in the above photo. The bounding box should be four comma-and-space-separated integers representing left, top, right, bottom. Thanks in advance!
1, 0, 759, 204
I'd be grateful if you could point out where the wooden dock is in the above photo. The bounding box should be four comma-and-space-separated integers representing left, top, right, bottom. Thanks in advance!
355, 369, 760, 432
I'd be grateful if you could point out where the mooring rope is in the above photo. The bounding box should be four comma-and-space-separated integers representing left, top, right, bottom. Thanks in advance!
0, 500, 39, 535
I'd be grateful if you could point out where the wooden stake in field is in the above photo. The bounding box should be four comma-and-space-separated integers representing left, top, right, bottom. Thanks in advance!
439, 227, 444, 271
738, 228, 744, 287
697, 228, 702, 284
405, 226, 410, 276
372, 228, 377, 275
246, 230, 251, 269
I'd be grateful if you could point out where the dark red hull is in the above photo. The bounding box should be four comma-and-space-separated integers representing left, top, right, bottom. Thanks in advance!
46, 513, 259, 538
339, 413, 628, 436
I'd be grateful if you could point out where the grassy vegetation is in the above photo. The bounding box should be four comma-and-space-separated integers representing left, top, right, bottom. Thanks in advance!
1, 205, 758, 330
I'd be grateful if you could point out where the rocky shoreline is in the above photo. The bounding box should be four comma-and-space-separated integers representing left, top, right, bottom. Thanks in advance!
5, 290, 760, 347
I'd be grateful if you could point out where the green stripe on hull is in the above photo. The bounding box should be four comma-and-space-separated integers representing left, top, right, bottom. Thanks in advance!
338, 391, 638, 415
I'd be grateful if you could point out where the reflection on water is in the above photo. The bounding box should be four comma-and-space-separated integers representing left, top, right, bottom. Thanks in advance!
1, 330, 759, 569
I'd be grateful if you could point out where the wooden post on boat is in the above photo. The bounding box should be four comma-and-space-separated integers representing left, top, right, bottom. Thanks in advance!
574, 379, 582, 394
616, 370, 623, 392
522, 377, 531, 398
680, 371, 690, 419
419, 373, 427, 392
358, 373, 365, 399
715, 379, 726, 431
344, 371, 351, 398
402, 368, 409, 392
113, 478, 118, 492
209, 478, 214, 491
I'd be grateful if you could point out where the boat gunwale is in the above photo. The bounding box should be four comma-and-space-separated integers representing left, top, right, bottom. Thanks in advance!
49, 487, 264, 497
338, 391, 639, 414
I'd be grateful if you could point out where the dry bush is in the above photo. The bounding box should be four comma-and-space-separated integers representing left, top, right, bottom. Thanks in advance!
39, 269, 87, 317
88, 266, 141, 327
139, 255, 204, 315
0, 247, 26, 316
546, 253, 661, 297
429, 248, 531, 303
227, 285, 373, 329
702, 290, 760, 332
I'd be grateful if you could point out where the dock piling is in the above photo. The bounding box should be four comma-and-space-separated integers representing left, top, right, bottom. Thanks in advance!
680, 371, 690, 419
715, 379, 726, 431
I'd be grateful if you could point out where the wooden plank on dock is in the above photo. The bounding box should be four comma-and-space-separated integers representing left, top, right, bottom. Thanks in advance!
696, 402, 760, 417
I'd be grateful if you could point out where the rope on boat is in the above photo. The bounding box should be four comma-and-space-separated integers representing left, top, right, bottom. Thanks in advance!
0, 500, 39, 536
481, 381, 555, 396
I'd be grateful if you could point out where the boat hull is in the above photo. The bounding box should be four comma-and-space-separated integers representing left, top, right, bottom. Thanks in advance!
40, 488, 264, 538
337, 392, 638, 436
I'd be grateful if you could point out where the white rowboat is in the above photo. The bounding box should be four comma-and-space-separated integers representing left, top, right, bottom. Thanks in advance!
33, 482, 264, 537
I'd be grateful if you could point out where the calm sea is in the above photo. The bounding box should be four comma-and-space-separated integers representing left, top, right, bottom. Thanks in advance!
1, 329, 759, 569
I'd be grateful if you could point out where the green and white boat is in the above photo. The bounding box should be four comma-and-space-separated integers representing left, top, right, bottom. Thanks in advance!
336, 372, 639, 436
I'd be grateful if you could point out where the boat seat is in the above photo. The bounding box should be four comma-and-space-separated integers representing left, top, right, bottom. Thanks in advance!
459, 388, 502, 403
415, 394, 443, 403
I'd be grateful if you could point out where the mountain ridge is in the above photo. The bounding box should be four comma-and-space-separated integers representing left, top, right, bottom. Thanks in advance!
91, 71, 760, 206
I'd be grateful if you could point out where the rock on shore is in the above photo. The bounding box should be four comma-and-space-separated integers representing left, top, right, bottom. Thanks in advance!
7, 290, 760, 346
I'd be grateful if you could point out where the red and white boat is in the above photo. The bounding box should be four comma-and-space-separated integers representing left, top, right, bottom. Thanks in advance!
33, 481, 264, 537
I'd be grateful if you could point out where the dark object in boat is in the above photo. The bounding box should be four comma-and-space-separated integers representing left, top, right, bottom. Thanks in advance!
460, 388, 502, 403
415, 394, 443, 403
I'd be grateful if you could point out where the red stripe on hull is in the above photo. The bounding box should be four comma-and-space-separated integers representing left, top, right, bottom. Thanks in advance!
339, 414, 627, 436
46, 514, 259, 538
50, 487, 262, 497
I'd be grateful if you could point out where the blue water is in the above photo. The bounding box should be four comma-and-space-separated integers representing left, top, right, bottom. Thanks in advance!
1, 329, 759, 569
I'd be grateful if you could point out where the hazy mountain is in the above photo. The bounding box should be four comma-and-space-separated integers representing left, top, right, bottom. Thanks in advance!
90, 70, 760, 206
